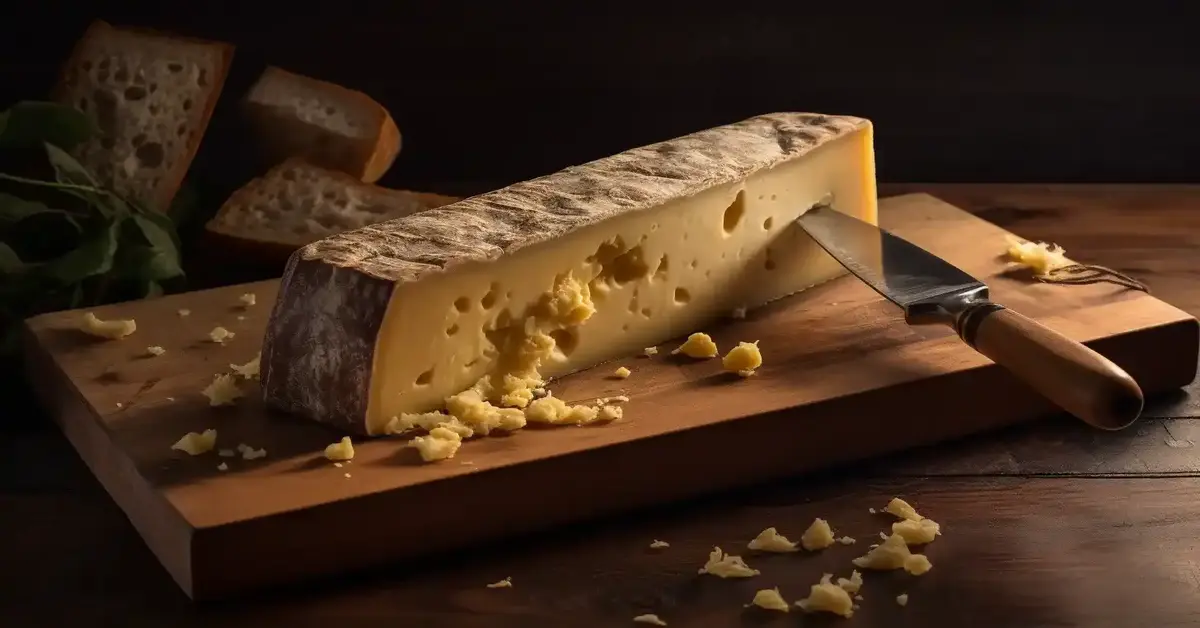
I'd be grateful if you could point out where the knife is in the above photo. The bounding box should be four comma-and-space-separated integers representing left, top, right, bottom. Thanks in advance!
795, 204, 1144, 430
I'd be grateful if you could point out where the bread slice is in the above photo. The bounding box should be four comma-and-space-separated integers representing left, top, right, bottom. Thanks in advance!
53, 20, 234, 212
242, 66, 401, 183
204, 159, 458, 263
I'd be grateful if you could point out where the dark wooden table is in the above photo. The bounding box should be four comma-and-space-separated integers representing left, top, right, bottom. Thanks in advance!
2, 184, 1198, 628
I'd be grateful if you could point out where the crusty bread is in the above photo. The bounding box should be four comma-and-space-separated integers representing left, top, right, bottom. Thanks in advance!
54, 20, 233, 212
242, 66, 401, 183
205, 159, 458, 255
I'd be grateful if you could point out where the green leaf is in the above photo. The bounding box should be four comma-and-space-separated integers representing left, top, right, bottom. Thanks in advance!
42, 217, 122, 284
0, 242, 23, 274
0, 101, 97, 151
131, 214, 183, 278
43, 142, 98, 188
0, 192, 71, 226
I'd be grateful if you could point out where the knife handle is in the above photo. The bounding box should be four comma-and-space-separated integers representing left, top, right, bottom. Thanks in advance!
956, 304, 1144, 430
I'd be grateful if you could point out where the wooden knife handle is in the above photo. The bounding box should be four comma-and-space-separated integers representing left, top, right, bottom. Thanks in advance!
956, 304, 1144, 430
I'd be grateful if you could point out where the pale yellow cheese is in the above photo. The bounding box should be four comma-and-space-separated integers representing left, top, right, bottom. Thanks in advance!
884, 497, 923, 521
231, 353, 261, 379
853, 533, 933, 575
837, 570, 863, 594
239, 292, 257, 307
409, 427, 464, 461
237, 443, 267, 460
649, 539, 670, 549
171, 429, 217, 455
642, 346, 658, 357
485, 577, 512, 589
632, 614, 667, 626
323, 436, 355, 461
896, 593, 910, 606
364, 132, 876, 433
202, 373, 243, 406
145, 345, 165, 357
1004, 234, 1071, 276
672, 332, 719, 358
177, 308, 190, 317
747, 527, 798, 552
698, 546, 760, 578
749, 588, 790, 612
80, 312, 136, 339
721, 340, 762, 376
795, 573, 854, 617
799, 518, 835, 551
613, 366, 632, 379
208, 326, 235, 344
892, 518, 941, 545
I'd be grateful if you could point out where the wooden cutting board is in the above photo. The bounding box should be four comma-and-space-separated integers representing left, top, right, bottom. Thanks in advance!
22, 193, 1198, 601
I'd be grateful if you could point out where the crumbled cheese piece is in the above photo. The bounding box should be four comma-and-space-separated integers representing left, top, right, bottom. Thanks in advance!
852, 533, 932, 575
115, 402, 123, 408
171, 429, 217, 456
837, 536, 857, 545
855, 595, 864, 601
892, 518, 941, 545
671, 332, 718, 358
208, 327, 234, 344
836, 570, 863, 594
884, 497, 923, 521
217, 462, 229, 471
145, 346, 165, 357
240, 445, 267, 461
613, 366, 632, 379
649, 540, 670, 549
178, 309, 190, 317
166, 397, 175, 402
333, 462, 343, 468
597, 404, 624, 422
748, 587, 789, 612
868, 507, 876, 514
632, 614, 667, 626
344, 472, 352, 478
699, 546, 760, 578
596, 395, 630, 405
880, 532, 889, 540
731, 306, 747, 319
230, 353, 261, 379
748, 527, 798, 553
239, 293, 257, 307
486, 577, 512, 589
1004, 234, 1071, 276
202, 373, 243, 406
80, 312, 136, 339
236, 315, 245, 321
800, 518, 835, 551
409, 427, 464, 461
642, 346, 658, 357
721, 340, 762, 377
896, 593, 909, 606
217, 449, 235, 458
323, 436, 355, 461
795, 573, 854, 618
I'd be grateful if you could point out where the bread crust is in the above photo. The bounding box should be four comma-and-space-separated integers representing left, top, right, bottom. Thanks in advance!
53, 20, 234, 212
261, 112, 871, 433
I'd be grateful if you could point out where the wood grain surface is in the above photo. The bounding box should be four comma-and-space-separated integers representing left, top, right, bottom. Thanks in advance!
2, 185, 1200, 627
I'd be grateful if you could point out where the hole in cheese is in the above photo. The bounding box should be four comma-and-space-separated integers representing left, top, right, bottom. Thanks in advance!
654, 254, 669, 279
454, 297, 471, 313
674, 287, 691, 304
415, 369, 434, 386
764, 249, 777, 271
481, 283, 500, 309
549, 328, 579, 357
446, 323, 460, 336
763, 216, 774, 230
723, 190, 746, 234
590, 237, 651, 286
640, 307, 652, 317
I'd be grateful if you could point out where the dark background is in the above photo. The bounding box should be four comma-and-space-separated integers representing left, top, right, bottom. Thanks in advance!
2, 2, 1199, 195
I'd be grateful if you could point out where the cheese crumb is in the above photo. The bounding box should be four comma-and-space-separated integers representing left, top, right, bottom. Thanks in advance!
671, 332, 718, 358
836, 570, 863, 594
721, 341, 762, 376
613, 366, 632, 379
800, 518, 836, 551
699, 546, 760, 578
649, 539, 670, 549
896, 593, 910, 606
748, 527, 798, 553
178, 309, 190, 317
632, 614, 667, 626
80, 312, 136, 339
904, 553, 933, 575
344, 472, 352, 478
892, 518, 941, 545
217, 449, 235, 457
837, 536, 857, 545
230, 353, 261, 379
795, 573, 854, 618
852, 533, 932, 575
323, 436, 355, 461
868, 507, 876, 514
884, 497, 923, 521
486, 577, 512, 589
748, 587, 789, 612
239, 293, 256, 307
731, 306, 747, 319
171, 429, 217, 456
208, 327, 234, 344
409, 427, 464, 461
1004, 234, 1071, 276
217, 462, 229, 471
145, 346, 165, 357
642, 346, 658, 357
239, 443, 267, 460
202, 373, 243, 406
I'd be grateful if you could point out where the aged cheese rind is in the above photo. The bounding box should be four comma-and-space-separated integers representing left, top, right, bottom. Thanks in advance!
262, 112, 876, 433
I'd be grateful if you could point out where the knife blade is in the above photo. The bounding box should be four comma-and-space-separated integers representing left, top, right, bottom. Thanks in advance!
795, 204, 1144, 430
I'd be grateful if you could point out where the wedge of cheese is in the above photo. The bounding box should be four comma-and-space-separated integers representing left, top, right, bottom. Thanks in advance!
262, 112, 878, 435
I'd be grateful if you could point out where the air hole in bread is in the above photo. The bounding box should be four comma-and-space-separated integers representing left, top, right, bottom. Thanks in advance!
168, 62, 183, 73
77, 98, 88, 112
131, 133, 146, 147
99, 136, 116, 150
182, 99, 193, 111
81, 60, 93, 72
115, 67, 129, 83
136, 142, 164, 168
198, 69, 208, 87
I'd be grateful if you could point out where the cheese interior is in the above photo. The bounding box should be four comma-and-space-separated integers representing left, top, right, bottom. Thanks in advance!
367, 128, 876, 433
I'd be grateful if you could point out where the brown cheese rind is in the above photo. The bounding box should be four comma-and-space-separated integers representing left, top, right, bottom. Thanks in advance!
261, 112, 869, 432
